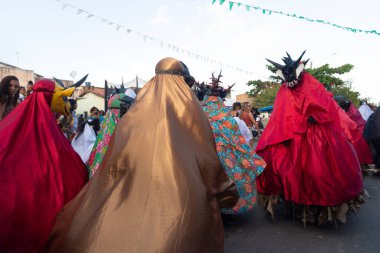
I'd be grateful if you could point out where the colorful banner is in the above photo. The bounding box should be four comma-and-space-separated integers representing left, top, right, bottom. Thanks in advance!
50, 0, 254, 75
212, 0, 380, 36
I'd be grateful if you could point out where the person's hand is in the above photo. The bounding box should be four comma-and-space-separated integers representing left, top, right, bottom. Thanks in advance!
282, 139, 291, 147
307, 116, 317, 124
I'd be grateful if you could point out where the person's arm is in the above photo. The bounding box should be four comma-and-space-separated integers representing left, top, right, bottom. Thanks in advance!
248, 112, 259, 129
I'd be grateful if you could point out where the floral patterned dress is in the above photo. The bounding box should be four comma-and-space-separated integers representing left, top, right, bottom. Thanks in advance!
87, 94, 125, 178
203, 95, 266, 214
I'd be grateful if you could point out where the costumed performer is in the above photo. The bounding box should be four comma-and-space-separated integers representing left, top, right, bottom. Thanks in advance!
87, 92, 135, 177
337, 99, 373, 166
46, 57, 237, 253
364, 107, 380, 172
194, 72, 266, 215
256, 51, 363, 225
0, 76, 89, 253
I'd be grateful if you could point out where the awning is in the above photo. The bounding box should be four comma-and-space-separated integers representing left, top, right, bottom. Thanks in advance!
258, 105, 273, 112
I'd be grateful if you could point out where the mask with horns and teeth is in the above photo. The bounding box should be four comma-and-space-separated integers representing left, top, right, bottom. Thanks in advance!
52, 74, 88, 116
266, 51, 309, 88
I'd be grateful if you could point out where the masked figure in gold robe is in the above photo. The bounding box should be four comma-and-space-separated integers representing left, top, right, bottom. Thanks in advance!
47, 57, 237, 253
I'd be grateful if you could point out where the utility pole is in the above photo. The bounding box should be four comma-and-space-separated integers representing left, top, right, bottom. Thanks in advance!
136, 75, 139, 94
16, 52, 19, 66
105, 80, 109, 111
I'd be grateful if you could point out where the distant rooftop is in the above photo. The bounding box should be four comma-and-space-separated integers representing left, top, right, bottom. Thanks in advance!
0, 61, 43, 77
78, 87, 105, 98
0, 61, 19, 69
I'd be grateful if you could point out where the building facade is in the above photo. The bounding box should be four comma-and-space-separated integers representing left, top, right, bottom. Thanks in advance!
0, 61, 73, 87
76, 87, 105, 116
236, 93, 254, 104
0, 62, 35, 86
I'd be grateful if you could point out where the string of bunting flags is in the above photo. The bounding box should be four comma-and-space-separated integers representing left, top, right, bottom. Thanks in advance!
212, 0, 380, 37
51, 0, 254, 75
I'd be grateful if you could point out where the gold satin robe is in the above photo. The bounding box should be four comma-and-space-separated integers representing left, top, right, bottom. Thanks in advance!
47, 61, 236, 253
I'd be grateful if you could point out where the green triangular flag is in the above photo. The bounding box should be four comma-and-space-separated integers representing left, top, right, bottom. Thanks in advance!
245, 5, 250, 11
262, 9, 266, 14
219, 0, 226, 5
212, 0, 217, 4
229, 1, 234, 10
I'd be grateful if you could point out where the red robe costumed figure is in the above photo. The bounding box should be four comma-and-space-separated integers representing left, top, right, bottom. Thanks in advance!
256, 51, 363, 224
337, 100, 373, 166
0, 78, 89, 253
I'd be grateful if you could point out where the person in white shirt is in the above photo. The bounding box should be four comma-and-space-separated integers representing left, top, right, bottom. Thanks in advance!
358, 101, 374, 121
231, 102, 253, 147
71, 118, 99, 163
18, 86, 26, 102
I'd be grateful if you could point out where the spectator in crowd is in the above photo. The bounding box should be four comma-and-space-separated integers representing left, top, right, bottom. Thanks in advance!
18, 86, 26, 102
241, 102, 259, 138
231, 102, 241, 117
251, 107, 264, 134
89, 106, 99, 119
58, 116, 72, 139
99, 109, 105, 123
0, 75, 20, 121
261, 114, 269, 128
78, 114, 85, 127
26, 81, 34, 97
69, 99, 79, 134
57, 99, 79, 140
230, 103, 254, 148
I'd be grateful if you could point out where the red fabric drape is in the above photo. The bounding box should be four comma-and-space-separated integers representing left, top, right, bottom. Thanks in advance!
0, 80, 88, 253
256, 73, 363, 205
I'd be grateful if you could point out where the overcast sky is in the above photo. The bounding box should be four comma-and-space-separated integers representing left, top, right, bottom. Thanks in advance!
1, 0, 379, 103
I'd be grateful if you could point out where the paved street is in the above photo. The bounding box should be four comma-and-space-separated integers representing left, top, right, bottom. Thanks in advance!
224, 176, 380, 253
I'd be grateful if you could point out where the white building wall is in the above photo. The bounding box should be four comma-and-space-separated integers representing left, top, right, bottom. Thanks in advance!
76, 93, 105, 116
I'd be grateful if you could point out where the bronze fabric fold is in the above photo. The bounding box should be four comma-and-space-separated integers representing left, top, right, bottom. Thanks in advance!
47, 58, 237, 253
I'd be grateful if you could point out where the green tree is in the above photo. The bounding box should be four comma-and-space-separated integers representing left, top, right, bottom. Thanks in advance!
246, 79, 280, 108
246, 63, 361, 107
307, 64, 354, 87
331, 82, 361, 107
253, 85, 280, 108
246, 80, 278, 97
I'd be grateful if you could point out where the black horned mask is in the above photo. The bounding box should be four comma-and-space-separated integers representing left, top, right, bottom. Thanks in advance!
193, 70, 235, 101
266, 51, 309, 88
118, 95, 135, 117
111, 84, 127, 96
